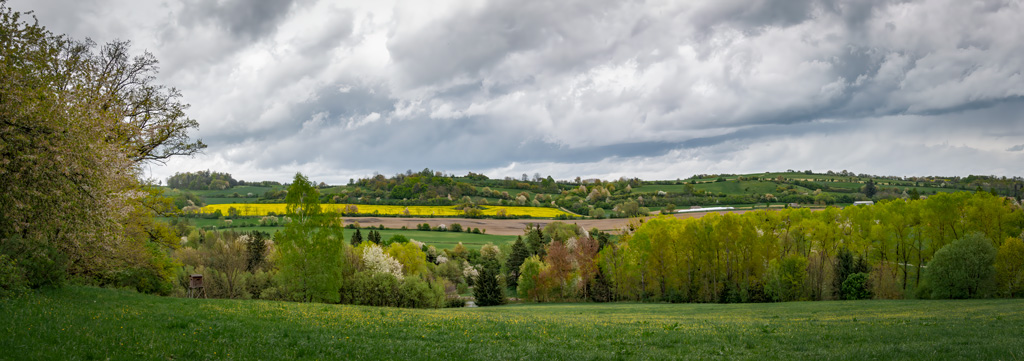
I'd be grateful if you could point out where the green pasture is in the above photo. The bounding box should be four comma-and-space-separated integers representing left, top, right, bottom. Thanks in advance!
343, 229, 518, 250
3, 286, 1021, 360
161, 217, 517, 250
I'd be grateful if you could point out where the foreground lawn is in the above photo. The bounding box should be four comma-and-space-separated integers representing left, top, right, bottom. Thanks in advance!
2, 287, 1022, 360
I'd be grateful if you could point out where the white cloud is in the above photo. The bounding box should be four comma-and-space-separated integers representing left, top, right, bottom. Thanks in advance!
7, 0, 1024, 183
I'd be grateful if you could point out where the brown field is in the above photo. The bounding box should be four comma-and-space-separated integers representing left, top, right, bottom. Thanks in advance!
343, 209, 761, 236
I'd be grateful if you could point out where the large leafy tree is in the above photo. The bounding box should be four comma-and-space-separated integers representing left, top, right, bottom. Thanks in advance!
0, 2, 203, 289
995, 237, 1024, 297
275, 173, 347, 303
926, 232, 997, 299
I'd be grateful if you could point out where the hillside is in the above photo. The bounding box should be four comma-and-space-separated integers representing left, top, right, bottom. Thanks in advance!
164, 170, 1023, 220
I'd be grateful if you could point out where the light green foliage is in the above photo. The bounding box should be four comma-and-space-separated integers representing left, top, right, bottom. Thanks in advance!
996, 237, 1024, 297
596, 192, 1023, 303
384, 234, 409, 246
543, 222, 580, 244
340, 272, 444, 308
927, 232, 997, 299
766, 255, 808, 302
275, 173, 347, 303
517, 256, 544, 300
386, 241, 428, 277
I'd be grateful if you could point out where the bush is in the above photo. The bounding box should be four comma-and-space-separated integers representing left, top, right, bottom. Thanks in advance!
342, 272, 444, 308
397, 276, 445, 308
926, 232, 997, 299
0, 254, 28, 298
0, 235, 66, 288
342, 271, 400, 307
445, 297, 466, 308
841, 273, 872, 300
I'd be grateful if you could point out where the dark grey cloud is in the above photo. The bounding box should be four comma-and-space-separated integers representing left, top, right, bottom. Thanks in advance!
6, 0, 1024, 183
179, 0, 296, 41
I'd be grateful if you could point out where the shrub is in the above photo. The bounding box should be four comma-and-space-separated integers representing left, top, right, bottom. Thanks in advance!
841, 273, 872, 300
926, 232, 997, 299
0, 254, 28, 298
0, 235, 66, 288
445, 298, 466, 308
341, 272, 443, 308
246, 270, 276, 299
384, 234, 409, 247
342, 271, 400, 307
833, 247, 869, 300
397, 276, 445, 308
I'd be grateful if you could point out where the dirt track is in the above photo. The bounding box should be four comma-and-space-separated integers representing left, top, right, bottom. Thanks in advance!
342, 209, 758, 236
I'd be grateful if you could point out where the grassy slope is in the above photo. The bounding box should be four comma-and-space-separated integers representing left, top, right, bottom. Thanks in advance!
165, 217, 516, 250
171, 172, 971, 211
3, 287, 1022, 360
344, 229, 518, 250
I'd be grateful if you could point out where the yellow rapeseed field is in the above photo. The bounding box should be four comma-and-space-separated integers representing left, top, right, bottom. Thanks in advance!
199, 203, 571, 218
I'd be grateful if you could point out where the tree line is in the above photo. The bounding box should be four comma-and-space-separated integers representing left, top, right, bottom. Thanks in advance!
163, 177, 1022, 309
512, 191, 1023, 303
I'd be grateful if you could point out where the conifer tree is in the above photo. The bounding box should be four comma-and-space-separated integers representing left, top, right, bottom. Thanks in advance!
474, 260, 506, 306
351, 229, 363, 246
506, 236, 530, 288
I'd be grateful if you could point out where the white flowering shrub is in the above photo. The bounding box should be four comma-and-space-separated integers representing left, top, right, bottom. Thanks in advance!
362, 244, 404, 280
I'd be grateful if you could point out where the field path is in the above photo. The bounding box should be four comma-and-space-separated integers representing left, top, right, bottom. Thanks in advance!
343, 209, 760, 236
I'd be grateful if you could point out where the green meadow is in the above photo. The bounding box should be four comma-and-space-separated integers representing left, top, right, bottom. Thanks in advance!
2, 286, 1021, 360
166, 217, 517, 250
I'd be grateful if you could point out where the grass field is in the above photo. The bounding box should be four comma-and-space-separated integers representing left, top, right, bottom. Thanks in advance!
3, 287, 1021, 360
635, 181, 810, 195
343, 229, 517, 250
162, 217, 516, 250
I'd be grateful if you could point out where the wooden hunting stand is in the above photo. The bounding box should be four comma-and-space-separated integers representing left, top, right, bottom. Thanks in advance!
187, 274, 206, 299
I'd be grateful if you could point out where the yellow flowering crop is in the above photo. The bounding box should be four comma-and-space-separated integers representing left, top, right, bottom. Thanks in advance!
198, 203, 572, 218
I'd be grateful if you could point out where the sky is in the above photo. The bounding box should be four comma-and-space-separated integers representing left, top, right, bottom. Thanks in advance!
10, 0, 1024, 184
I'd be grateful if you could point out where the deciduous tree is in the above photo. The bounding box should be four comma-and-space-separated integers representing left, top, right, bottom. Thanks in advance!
275, 173, 347, 303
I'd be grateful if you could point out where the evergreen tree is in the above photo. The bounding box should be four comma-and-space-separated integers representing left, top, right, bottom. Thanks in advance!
245, 231, 268, 272
863, 179, 877, 198
474, 260, 506, 306
351, 229, 363, 246
506, 236, 530, 288
909, 188, 921, 200
589, 267, 613, 302
526, 226, 545, 257
833, 247, 870, 300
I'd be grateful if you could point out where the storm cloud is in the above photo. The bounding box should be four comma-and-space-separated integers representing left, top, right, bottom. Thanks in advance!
10, 0, 1024, 183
